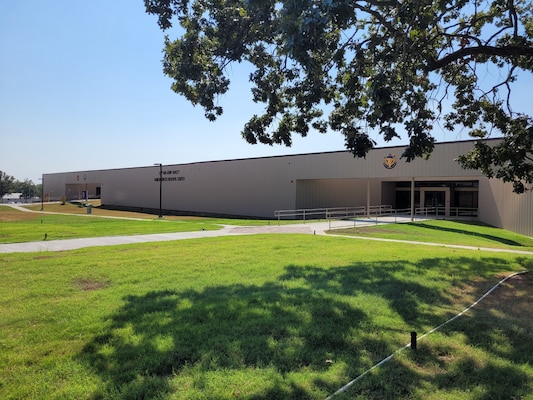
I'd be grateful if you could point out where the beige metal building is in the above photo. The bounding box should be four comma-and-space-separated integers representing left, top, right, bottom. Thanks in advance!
43, 139, 533, 237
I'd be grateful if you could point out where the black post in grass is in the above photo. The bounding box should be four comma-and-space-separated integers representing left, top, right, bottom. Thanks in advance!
411, 331, 417, 350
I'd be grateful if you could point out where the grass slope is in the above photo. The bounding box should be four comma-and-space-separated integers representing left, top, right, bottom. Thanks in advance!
330, 219, 533, 251
0, 204, 279, 244
1, 234, 532, 399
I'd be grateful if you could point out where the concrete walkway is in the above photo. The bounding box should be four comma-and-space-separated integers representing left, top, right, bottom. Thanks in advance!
0, 220, 333, 253
1, 205, 532, 255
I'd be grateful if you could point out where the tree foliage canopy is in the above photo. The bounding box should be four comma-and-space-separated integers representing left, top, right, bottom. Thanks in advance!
13, 179, 39, 200
145, 0, 533, 192
0, 172, 39, 202
0, 171, 15, 199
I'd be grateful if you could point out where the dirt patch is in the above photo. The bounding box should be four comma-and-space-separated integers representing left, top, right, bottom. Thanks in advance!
228, 226, 314, 234
0, 209, 38, 222
480, 272, 533, 319
73, 277, 110, 291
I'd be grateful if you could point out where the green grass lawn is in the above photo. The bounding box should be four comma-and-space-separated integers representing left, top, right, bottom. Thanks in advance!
21, 202, 285, 225
0, 205, 283, 244
330, 219, 533, 251
1, 232, 532, 399
3, 204, 533, 253
0, 211, 219, 244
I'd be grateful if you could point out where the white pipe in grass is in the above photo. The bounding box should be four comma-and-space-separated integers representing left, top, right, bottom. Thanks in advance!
325, 270, 529, 399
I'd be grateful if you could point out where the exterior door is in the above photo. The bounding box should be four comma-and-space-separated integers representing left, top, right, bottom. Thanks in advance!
420, 188, 450, 217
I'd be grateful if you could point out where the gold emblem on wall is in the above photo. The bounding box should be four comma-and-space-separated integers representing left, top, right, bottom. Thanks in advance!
383, 154, 397, 169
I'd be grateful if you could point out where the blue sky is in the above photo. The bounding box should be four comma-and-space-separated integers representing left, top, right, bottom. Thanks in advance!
1, 1, 531, 182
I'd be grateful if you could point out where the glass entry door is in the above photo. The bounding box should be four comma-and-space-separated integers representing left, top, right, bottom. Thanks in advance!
420, 188, 450, 216
424, 191, 446, 208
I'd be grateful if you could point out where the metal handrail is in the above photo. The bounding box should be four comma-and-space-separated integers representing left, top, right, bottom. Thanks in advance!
275, 205, 478, 225
415, 207, 478, 218
275, 205, 395, 224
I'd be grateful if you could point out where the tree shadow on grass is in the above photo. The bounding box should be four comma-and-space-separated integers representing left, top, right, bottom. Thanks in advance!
341, 273, 533, 399
338, 353, 530, 400
280, 256, 521, 328
406, 221, 527, 247
78, 256, 525, 399
80, 284, 373, 399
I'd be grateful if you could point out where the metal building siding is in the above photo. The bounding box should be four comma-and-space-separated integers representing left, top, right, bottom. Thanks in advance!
480, 178, 533, 237
157, 157, 297, 217
42, 139, 532, 236
290, 152, 355, 179
103, 167, 156, 206
365, 141, 480, 179
288, 141, 481, 180
295, 179, 370, 209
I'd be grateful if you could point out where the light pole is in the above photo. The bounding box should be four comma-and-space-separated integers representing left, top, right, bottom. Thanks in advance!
39, 177, 44, 211
154, 163, 163, 218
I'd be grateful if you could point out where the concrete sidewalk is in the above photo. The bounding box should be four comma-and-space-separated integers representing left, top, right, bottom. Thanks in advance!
0, 217, 392, 253
0, 223, 323, 253
1, 211, 532, 255
0, 203, 324, 253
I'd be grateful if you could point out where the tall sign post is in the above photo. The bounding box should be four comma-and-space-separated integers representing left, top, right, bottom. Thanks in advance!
154, 163, 163, 218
